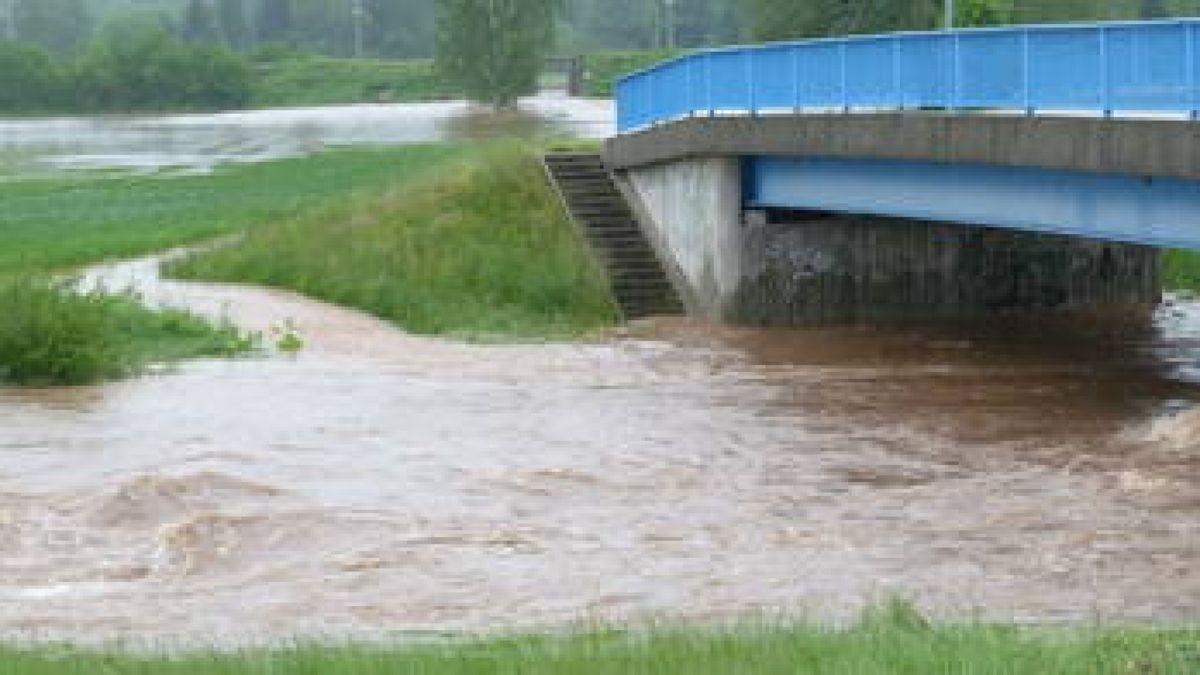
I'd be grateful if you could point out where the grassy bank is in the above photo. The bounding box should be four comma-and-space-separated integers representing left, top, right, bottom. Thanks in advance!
168, 143, 617, 338
583, 50, 680, 97
1164, 250, 1200, 293
251, 56, 461, 108
0, 278, 250, 385
1, 605, 1196, 674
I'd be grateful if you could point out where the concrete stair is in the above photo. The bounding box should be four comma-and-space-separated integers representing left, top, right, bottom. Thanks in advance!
544, 153, 683, 320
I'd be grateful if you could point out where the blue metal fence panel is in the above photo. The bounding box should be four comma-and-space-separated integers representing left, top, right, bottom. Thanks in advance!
615, 18, 1200, 132
895, 35, 951, 108
795, 42, 845, 108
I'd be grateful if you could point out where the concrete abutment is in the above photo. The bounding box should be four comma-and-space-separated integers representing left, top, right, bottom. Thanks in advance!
617, 157, 1161, 325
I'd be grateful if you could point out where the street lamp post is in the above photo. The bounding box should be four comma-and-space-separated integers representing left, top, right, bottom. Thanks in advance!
2, 0, 15, 41
352, 0, 365, 58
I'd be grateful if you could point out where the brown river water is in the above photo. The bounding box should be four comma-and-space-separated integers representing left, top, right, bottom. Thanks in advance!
0, 97, 1198, 647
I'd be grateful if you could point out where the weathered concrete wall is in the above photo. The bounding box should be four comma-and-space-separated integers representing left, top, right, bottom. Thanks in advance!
618, 157, 743, 320
621, 158, 1160, 324
732, 213, 1161, 325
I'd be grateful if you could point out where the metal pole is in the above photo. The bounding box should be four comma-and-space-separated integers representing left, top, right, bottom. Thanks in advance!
2, 0, 15, 41
945, 0, 954, 30
352, 0, 365, 58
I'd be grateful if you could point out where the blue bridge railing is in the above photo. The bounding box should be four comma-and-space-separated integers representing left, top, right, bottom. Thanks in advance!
615, 19, 1200, 132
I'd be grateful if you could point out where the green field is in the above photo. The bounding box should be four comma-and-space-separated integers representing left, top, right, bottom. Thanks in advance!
251, 56, 462, 108
1, 604, 1196, 674
168, 142, 617, 339
0, 145, 466, 275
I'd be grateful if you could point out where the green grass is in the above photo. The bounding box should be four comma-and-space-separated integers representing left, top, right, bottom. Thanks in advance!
582, 50, 681, 97
0, 278, 252, 385
0, 603, 1196, 674
1164, 249, 1200, 292
0, 145, 468, 276
251, 57, 461, 107
168, 142, 618, 339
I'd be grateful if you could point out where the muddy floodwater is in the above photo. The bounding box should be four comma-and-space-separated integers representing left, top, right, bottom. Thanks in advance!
0, 96, 1198, 646
0, 253, 1196, 646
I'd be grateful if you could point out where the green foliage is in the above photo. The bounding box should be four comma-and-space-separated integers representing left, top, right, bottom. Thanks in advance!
169, 142, 618, 339
0, 41, 64, 110
0, 277, 251, 385
73, 16, 253, 110
1163, 250, 1200, 292
0, 606, 1196, 673
582, 49, 680, 97
435, 0, 562, 107
742, 0, 944, 40
251, 55, 460, 106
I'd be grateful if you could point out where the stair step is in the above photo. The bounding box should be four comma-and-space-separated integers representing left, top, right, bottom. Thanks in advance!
544, 153, 684, 321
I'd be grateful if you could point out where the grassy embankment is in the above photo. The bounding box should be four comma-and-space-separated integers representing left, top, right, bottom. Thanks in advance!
1164, 250, 1200, 293
581, 50, 682, 97
0, 144, 487, 384
0, 602, 1196, 673
168, 142, 617, 339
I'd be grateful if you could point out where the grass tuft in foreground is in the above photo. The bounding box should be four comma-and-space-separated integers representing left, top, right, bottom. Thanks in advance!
0, 602, 1196, 674
169, 142, 618, 339
0, 277, 253, 386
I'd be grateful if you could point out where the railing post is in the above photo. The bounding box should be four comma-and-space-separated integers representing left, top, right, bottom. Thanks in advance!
746, 49, 756, 116
840, 40, 849, 113
1022, 29, 1033, 116
1188, 23, 1198, 121
950, 31, 961, 111
892, 36, 901, 110
792, 45, 801, 113
1100, 26, 1112, 118
706, 52, 714, 117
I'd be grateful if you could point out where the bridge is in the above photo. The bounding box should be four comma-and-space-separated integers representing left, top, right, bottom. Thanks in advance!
593, 19, 1200, 324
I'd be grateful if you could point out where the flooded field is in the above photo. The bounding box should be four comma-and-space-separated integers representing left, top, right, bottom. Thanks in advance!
0, 252, 1196, 646
0, 93, 612, 178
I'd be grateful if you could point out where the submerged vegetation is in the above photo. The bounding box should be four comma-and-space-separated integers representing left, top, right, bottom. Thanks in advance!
0, 278, 250, 385
0, 602, 1196, 673
169, 142, 617, 338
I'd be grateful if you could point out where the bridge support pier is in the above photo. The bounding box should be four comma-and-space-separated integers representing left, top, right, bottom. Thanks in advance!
620, 157, 1161, 325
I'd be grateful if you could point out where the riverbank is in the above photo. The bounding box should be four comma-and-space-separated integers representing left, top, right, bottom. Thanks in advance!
3, 603, 1196, 673
167, 142, 616, 339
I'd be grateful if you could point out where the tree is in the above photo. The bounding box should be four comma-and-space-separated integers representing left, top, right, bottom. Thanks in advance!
75, 13, 252, 111
436, 0, 561, 108
13, 0, 91, 55
0, 40, 62, 110
182, 0, 223, 43
742, 0, 942, 41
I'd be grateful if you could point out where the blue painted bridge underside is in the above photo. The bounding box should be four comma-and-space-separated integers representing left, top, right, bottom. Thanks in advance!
746, 156, 1200, 251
